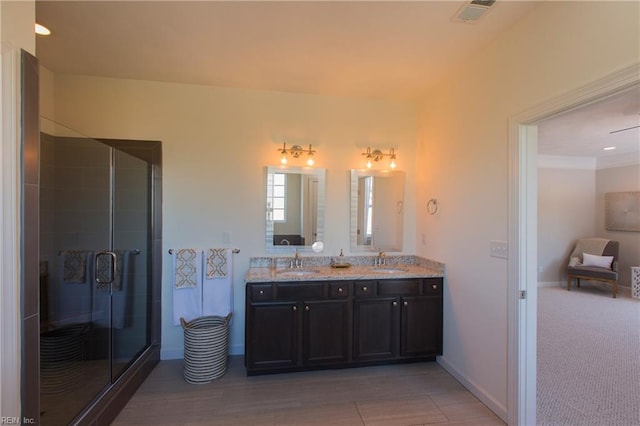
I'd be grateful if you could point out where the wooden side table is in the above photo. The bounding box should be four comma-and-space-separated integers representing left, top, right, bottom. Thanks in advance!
632, 267, 640, 299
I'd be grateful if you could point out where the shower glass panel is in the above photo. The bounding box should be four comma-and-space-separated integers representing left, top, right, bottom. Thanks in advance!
111, 148, 151, 379
39, 118, 151, 425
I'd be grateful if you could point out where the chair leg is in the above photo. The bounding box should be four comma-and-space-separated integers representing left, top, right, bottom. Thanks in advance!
613, 281, 617, 298
567, 276, 572, 291
576, 278, 580, 288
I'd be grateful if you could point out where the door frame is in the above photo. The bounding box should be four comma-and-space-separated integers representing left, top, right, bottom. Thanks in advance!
507, 63, 640, 425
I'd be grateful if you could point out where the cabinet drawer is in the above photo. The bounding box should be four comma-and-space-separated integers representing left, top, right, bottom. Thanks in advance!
354, 281, 375, 297
329, 282, 350, 298
276, 282, 325, 300
250, 284, 273, 301
422, 278, 443, 296
378, 279, 420, 296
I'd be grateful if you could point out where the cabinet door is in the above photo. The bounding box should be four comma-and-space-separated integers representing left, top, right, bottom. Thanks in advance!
246, 302, 298, 369
400, 296, 442, 357
303, 300, 350, 365
353, 297, 398, 361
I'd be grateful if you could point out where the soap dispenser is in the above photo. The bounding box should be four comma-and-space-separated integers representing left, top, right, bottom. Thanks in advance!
331, 249, 350, 268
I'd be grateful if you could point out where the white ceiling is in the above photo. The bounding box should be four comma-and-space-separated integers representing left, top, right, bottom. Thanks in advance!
35, 1, 639, 164
35, 0, 539, 101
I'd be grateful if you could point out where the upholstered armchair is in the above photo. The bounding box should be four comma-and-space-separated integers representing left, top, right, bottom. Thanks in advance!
567, 237, 619, 298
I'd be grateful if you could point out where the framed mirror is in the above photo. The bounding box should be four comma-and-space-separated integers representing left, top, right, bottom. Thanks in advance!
265, 166, 326, 253
350, 169, 404, 252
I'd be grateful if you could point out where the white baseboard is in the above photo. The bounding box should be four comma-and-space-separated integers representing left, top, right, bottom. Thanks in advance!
437, 356, 507, 423
161, 343, 244, 360
538, 281, 563, 288
538, 281, 632, 297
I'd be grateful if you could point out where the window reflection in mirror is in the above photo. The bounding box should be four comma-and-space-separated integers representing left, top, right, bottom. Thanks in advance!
350, 169, 404, 252
266, 166, 326, 253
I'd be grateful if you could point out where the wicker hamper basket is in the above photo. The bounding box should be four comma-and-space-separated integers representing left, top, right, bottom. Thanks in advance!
180, 314, 232, 384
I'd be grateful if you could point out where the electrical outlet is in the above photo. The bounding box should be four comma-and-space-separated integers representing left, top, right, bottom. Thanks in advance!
223, 231, 232, 244
490, 240, 508, 259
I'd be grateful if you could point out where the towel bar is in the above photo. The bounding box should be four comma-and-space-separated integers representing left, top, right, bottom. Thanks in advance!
58, 249, 141, 256
168, 248, 240, 255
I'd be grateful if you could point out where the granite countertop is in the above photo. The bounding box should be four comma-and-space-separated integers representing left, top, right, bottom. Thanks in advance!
245, 255, 444, 283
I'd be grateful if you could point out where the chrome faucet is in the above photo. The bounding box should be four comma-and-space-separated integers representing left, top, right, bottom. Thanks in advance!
375, 250, 386, 266
290, 250, 303, 268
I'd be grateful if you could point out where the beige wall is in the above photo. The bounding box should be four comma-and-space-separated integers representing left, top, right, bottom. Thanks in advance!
537, 163, 639, 289
416, 0, 639, 418
597, 164, 640, 287
538, 166, 597, 284
45, 73, 418, 358
19, 0, 640, 421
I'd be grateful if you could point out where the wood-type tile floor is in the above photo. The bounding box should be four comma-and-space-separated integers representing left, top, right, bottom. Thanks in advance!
113, 356, 505, 426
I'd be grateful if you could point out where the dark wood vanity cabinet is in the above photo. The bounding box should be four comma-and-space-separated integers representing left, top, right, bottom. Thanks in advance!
353, 297, 398, 360
245, 277, 442, 375
246, 301, 298, 369
400, 295, 442, 357
303, 299, 350, 365
354, 278, 443, 361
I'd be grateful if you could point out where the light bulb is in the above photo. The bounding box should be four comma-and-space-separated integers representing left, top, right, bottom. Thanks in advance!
280, 155, 288, 165
306, 157, 315, 166
390, 159, 396, 169
366, 159, 372, 169
35, 23, 51, 35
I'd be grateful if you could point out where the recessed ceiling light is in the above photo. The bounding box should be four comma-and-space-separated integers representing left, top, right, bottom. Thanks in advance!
603, 146, 617, 151
35, 23, 51, 36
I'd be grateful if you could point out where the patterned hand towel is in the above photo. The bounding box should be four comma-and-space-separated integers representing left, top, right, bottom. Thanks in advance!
172, 249, 203, 325
63, 250, 88, 283
174, 248, 199, 288
203, 248, 233, 318
206, 248, 228, 279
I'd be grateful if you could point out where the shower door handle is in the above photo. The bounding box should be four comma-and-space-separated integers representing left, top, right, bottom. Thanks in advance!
95, 251, 117, 287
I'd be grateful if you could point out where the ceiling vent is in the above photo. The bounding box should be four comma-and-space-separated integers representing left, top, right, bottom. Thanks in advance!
453, 0, 497, 23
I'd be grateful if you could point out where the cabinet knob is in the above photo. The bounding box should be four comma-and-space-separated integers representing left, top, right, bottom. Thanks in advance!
432, 284, 438, 290
403, 301, 408, 306
362, 286, 368, 291
338, 287, 343, 293
305, 305, 310, 311
259, 290, 264, 295
392, 301, 397, 306
293, 306, 297, 311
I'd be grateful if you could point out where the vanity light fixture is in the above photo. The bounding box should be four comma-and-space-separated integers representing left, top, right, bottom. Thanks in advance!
362, 147, 397, 169
279, 143, 316, 166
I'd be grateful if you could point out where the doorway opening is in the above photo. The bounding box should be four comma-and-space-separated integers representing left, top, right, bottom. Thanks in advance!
507, 64, 639, 426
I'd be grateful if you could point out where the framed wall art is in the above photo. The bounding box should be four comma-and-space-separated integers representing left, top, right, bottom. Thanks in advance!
605, 191, 640, 232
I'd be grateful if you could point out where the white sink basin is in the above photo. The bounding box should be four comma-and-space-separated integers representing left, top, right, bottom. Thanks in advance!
277, 269, 321, 277
371, 267, 406, 273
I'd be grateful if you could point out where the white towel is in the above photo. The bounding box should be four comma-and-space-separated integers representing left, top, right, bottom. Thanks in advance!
172, 249, 203, 325
202, 248, 233, 318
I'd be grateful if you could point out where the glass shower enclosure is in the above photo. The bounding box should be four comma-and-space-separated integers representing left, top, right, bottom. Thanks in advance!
39, 118, 152, 424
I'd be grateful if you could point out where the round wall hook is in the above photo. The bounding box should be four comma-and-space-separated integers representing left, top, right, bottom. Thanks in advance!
427, 198, 438, 215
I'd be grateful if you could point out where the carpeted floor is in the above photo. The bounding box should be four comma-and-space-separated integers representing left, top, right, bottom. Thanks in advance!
537, 285, 640, 426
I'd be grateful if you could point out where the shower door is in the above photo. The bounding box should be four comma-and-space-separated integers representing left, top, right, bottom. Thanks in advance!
39, 118, 151, 425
